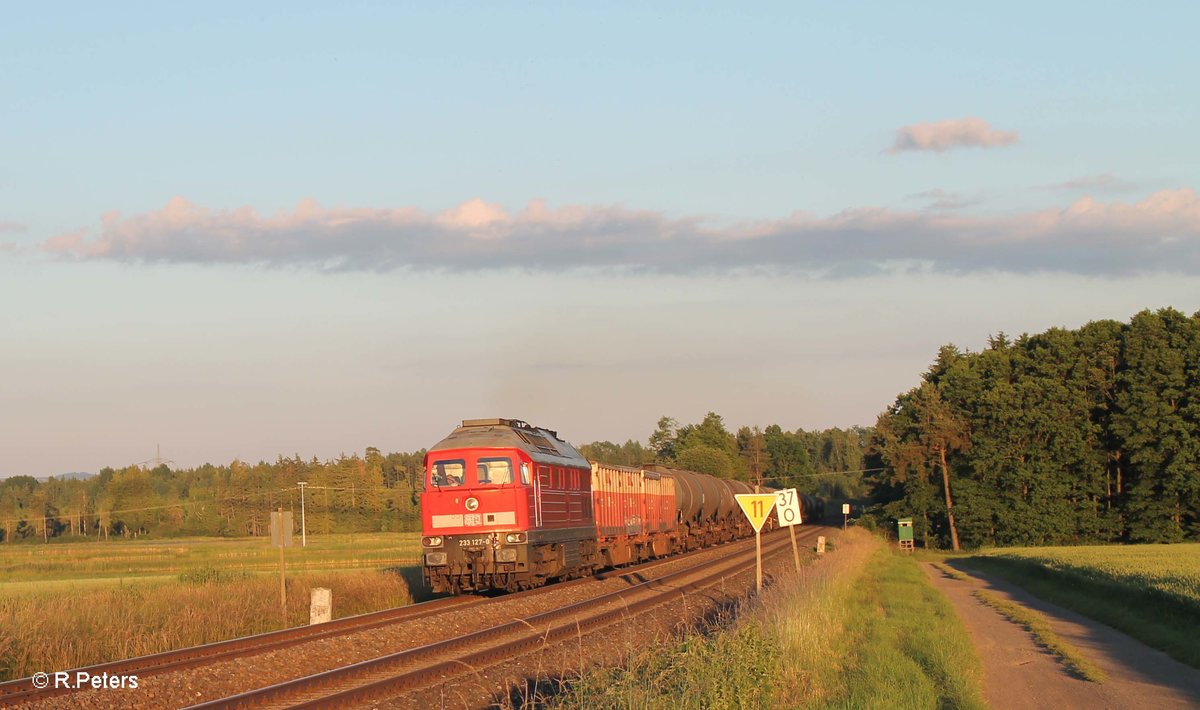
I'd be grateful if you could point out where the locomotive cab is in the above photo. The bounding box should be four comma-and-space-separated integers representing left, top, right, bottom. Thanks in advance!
421, 448, 534, 593
420, 418, 596, 594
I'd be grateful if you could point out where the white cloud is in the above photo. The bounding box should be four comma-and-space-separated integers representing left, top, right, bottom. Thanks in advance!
888, 117, 1019, 154
41, 189, 1200, 276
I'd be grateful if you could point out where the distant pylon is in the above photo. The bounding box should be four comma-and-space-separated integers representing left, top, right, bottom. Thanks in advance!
136, 443, 175, 469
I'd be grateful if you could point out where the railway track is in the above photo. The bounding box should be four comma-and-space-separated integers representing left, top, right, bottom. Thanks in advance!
0, 529, 811, 707
0, 593, 478, 707
188, 526, 814, 709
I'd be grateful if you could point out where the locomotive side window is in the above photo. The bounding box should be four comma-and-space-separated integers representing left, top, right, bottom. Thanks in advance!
477, 457, 514, 485
520, 462, 531, 485
431, 459, 466, 488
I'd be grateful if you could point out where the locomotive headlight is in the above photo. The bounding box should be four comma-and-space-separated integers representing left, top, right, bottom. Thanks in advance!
421, 536, 443, 547
505, 532, 527, 544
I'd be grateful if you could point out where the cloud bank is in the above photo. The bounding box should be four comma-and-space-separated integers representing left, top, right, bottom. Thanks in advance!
888, 117, 1019, 153
40, 190, 1200, 276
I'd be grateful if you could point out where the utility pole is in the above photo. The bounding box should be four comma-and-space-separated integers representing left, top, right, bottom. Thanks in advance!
277, 506, 287, 626
297, 482, 308, 547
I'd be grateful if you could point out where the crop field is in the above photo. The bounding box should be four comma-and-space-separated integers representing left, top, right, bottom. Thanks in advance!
962, 543, 1200, 669
979, 543, 1200, 608
0, 533, 423, 680
0, 532, 422, 589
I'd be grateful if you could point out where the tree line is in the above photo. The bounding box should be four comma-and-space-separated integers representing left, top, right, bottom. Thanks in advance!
0, 448, 426, 542
1, 417, 872, 542
869, 308, 1200, 549
580, 413, 872, 503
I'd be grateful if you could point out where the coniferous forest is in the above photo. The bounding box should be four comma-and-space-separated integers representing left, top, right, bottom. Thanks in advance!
869, 307, 1200, 548
1, 307, 1196, 549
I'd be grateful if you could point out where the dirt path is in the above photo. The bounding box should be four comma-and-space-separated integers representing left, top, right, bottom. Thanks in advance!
923, 562, 1200, 709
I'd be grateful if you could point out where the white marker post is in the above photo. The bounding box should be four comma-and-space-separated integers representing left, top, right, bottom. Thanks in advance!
774, 488, 803, 572
735, 493, 776, 593
297, 481, 308, 547
842, 502, 851, 530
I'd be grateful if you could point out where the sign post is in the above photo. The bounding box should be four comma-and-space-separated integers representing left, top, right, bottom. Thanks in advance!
735, 493, 776, 592
774, 488, 803, 572
842, 502, 851, 530
270, 508, 294, 627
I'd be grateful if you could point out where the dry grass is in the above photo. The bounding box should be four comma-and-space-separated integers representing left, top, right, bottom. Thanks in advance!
0, 570, 412, 681
0, 533, 422, 584
764, 528, 880, 702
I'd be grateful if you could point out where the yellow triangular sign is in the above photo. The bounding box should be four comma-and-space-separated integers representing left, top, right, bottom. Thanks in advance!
735, 493, 776, 533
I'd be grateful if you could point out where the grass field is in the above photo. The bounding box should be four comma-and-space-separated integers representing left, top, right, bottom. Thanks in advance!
0, 533, 423, 681
0, 532, 422, 588
976, 543, 1200, 606
555, 530, 986, 709
960, 543, 1200, 669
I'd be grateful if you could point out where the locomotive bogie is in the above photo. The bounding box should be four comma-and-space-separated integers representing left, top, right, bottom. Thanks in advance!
422, 528, 602, 593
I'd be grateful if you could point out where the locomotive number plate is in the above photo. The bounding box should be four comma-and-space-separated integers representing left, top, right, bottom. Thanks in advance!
458, 537, 491, 547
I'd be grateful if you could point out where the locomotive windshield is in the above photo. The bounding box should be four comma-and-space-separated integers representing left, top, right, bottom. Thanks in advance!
431, 459, 466, 487
477, 457, 514, 485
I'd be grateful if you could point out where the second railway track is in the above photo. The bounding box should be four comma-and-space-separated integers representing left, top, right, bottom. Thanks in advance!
189, 526, 816, 709
2, 527, 822, 708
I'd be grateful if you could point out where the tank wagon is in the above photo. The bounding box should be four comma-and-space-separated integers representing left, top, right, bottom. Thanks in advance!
420, 418, 821, 594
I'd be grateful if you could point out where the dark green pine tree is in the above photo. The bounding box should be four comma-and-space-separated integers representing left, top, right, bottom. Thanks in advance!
874, 373, 970, 551
1112, 308, 1200, 542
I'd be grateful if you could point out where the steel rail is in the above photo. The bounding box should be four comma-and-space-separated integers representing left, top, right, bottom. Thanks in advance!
189, 527, 818, 709
0, 529, 793, 705
0, 594, 479, 705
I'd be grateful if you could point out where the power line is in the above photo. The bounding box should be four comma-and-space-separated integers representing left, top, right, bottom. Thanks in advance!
763, 467, 886, 481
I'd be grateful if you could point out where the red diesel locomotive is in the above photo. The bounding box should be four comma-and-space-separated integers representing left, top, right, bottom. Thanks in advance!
419, 418, 819, 594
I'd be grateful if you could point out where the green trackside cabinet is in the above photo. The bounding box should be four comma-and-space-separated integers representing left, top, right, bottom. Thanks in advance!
897, 518, 915, 551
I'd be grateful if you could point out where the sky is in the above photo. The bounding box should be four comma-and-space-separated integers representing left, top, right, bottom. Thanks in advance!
2, 3, 1198, 477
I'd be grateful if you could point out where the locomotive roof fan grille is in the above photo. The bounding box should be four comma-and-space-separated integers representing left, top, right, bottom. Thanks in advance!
460, 418, 562, 455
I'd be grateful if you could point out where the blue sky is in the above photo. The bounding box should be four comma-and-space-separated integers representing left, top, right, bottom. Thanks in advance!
2, 3, 1198, 476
